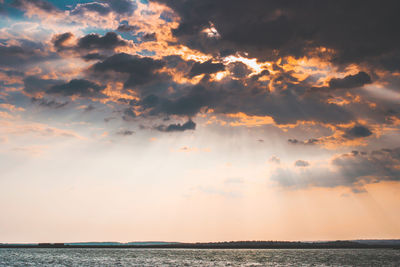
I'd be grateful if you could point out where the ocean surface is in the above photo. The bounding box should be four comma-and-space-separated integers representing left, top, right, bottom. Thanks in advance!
1, 248, 400, 266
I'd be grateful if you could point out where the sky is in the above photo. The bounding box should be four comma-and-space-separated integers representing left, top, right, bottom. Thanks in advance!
0, 0, 400, 243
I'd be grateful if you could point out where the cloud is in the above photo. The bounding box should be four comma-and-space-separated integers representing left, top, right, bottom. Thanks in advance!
71, 0, 137, 15
117, 23, 139, 32
52, 32, 128, 53
11, 0, 58, 13
0, 69, 24, 77
0, 120, 83, 139
71, 2, 112, 16
105, 0, 137, 15
116, 129, 135, 136
271, 148, 400, 191
141, 33, 157, 42
52, 32, 73, 51
286, 124, 373, 148
0, 103, 24, 112
294, 160, 310, 167
23, 76, 63, 94
269, 156, 280, 164
134, 74, 354, 126
351, 187, 368, 194
92, 53, 166, 88
328, 72, 372, 89
141, 85, 215, 117
228, 62, 252, 78
155, 119, 196, 132
83, 104, 95, 112
122, 108, 136, 121
189, 60, 225, 77
288, 138, 319, 145
31, 97, 68, 109
47, 79, 105, 97
82, 53, 107, 61
77, 32, 128, 50
343, 125, 373, 139
1, 0, 399, 141
0, 42, 57, 68
154, 0, 400, 70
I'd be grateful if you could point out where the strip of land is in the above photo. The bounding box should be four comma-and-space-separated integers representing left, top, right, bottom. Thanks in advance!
1, 240, 400, 249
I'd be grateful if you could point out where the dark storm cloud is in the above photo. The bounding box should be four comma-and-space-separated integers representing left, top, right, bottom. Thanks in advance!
47, 79, 105, 97
189, 60, 225, 77
214, 82, 352, 125
271, 148, 400, 191
343, 125, 373, 139
5, 0, 392, 137
31, 97, 69, 109
92, 53, 165, 88
328, 72, 372, 90
136, 77, 353, 125
67, 51, 362, 130
77, 32, 127, 50
155, 119, 196, 132
153, 0, 400, 70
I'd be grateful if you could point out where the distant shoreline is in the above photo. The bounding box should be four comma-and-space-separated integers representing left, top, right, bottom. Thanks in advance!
1, 241, 400, 249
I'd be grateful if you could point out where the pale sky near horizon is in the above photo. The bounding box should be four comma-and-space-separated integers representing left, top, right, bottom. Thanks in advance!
1, 0, 400, 243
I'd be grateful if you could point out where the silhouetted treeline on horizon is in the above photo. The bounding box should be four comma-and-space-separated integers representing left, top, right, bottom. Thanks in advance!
1, 240, 400, 249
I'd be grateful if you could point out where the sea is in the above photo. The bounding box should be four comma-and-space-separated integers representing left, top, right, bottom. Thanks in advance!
0, 248, 400, 266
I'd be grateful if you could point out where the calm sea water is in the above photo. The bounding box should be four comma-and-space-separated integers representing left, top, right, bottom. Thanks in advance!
0, 248, 399, 266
